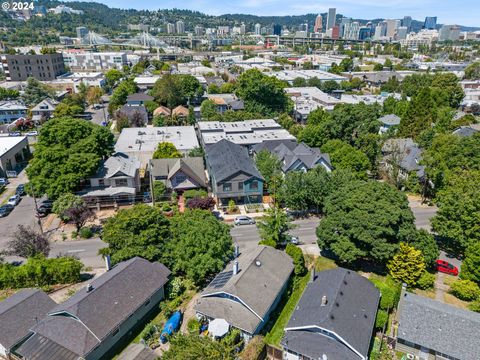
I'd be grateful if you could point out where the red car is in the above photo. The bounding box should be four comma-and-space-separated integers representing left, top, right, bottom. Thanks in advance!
435, 259, 458, 276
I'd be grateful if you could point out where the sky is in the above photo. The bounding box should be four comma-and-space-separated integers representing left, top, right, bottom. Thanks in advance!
72, 0, 480, 27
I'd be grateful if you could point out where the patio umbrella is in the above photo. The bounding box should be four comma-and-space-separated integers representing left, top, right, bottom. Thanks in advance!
208, 318, 229, 338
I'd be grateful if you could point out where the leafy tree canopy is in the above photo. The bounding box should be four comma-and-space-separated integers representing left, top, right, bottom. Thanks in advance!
321, 140, 370, 179
152, 142, 183, 159
388, 243, 426, 287
461, 242, 480, 284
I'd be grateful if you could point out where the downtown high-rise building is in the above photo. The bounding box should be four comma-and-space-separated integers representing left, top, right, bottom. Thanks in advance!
385, 19, 401, 38
402, 16, 412, 31
424, 16, 437, 30
439, 24, 460, 41
176, 20, 185, 34
343, 21, 360, 40
374, 22, 387, 40
339, 17, 351, 38
254, 23, 261, 35
240, 23, 246, 35
326, 8, 336, 29
396, 26, 408, 40
166, 23, 175, 34
273, 24, 282, 36
314, 14, 323, 33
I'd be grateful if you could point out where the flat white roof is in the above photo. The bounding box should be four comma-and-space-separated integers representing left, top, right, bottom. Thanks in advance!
114, 126, 199, 153
0, 136, 27, 157
272, 70, 348, 82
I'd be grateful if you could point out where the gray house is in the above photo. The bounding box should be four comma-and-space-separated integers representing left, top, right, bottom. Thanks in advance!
14, 257, 171, 360
396, 289, 480, 360
205, 139, 264, 206
252, 140, 333, 174
81, 152, 140, 205
149, 157, 206, 192
195, 246, 293, 340
282, 268, 380, 360
0, 289, 56, 359
381, 138, 425, 180
31, 98, 59, 123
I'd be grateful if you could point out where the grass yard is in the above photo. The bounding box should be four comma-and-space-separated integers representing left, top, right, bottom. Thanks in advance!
444, 293, 470, 310
414, 288, 436, 299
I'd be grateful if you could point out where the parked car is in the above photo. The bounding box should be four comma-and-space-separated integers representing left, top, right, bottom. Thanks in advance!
0, 204, 14, 217
16, 184, 26, 196
212, 210, 224, 221
234, 216, 255, 226
0, 178, 9, 186
435, 259, 458, 276
9, 131, 21, 136
35, 207, 51, 218
7, 194, 21, 206
290, 236, 299, 245
26, 131, 38, 136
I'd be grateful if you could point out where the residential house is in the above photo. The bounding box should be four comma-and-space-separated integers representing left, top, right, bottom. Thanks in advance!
0, 101, 27, 125
126, 93, 154, 106
0, 289, 56, 359
205, 139, 264, 206
396, 289, 480, 360
172, 105, 189, 119
378, 114, 401, 134
282, 268, 380, 360
114, 126, 199, 167
31, 98, 58, 123
284, 87, 341, 121
195, 246, 293, 340
14, 257, 171, 360
80, 152, 140, 205
153, 106, 171, 118
381, 138, 425, 180
149, 157, 206, 193
252, 140, 332, 173
117, 105, 148, 127
206, 94, 245, 114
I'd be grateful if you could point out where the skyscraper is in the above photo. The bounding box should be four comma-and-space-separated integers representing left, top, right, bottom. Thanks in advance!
374, 22, 387, 40
254, 23, 261, 35
396, 26, 408, 40
326, 8, 336, 29
273, 24, 282, 36
314, 14, 323, 33
439, 25, 460, 41
166, 23, 175, 34
424, 16, 437, 30
339, 17, 351, 38
385, 19, 401, 38
240, 23, 246, 35
402, 16, 412, 31
358, 27, 371, 41
176, 20, 185, 34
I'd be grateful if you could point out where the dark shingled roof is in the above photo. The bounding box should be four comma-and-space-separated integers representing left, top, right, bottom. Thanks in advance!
205, 139, 263, 183
117, 343, 157, 360
127, 93, 154, 102
397, 291, 480, 360
0, 289, 56, 351
282, 268, 380, 360
16, 258, 170, 359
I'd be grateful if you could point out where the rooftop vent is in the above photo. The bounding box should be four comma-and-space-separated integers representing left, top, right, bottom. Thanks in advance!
321, 295, 328, 306
86, 284, 93, 293
233, 260, 239, 275
255, 260, 262, 267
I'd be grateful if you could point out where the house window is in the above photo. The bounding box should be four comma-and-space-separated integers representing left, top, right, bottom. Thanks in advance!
116, 178, 128, 187
250, 181, 258, 190
112, 328, 119, 336
98, 179, 105, 187
223, 183, 232, 192
238, 182, 243, 191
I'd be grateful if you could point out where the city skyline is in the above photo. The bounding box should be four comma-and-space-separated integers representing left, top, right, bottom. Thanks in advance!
64, 0, 480, 27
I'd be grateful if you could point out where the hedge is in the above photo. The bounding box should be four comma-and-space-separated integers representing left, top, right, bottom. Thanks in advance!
370, 276, 401, 311
450, 280, 480, 301
286, 243, 307, 276
0, 256, 83, 289
183, 189, 207, 201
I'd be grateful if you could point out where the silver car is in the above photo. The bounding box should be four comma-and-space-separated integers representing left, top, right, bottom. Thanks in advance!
234, 216, 255, 225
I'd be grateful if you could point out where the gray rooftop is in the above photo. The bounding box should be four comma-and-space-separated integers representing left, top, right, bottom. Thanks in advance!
282, 268, 380, 360
378, 114, 401, 126
126, 93, 154, 102
382, 138, 425, 177
149, 157, 206, 188
17, 258, 170, 359
205, 139, 264, 183
452, 125, 479, 137
0, 289, 56, 351
195, 246, 293, 334
397, 291, 480, 360
93, 152, 140, 179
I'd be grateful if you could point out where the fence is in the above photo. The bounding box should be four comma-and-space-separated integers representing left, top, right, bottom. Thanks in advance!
266, 344, 283, 360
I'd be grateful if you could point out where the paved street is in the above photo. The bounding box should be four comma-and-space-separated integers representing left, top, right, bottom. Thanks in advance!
230, 217, 320, 254
408, 197, 438, 231
49, 238, 106, 269
86, 104, 109, 126
0, 196, 39, 249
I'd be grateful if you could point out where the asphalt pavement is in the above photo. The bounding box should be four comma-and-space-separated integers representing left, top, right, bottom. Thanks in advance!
49, 238, 106, 269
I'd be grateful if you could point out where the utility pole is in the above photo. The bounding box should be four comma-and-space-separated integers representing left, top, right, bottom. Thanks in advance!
32, 190, 44, 235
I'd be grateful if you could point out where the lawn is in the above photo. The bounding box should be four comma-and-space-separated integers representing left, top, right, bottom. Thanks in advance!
444, 293, 470, 310
264, 256, 338, 346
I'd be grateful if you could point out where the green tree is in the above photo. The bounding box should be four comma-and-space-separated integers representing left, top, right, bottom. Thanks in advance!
101, 204, 171, 265
153, 181, 167, 202
449, 279, 480, 301
152, 142, 183, 159
254, 149, 282, 189
21, 77, 56, 106
86, 86, 103, 107
464, 62, 480, 80
163, 333, 236, 360
200, 99, 219, 120
400, 228, 439, 268
317, 181, 415, 264
104, 69, 123, 89
235, 69, 291, 115
292, 77, 307, 87
460, 242, 480, 283
431, 170, 480, 252
373, 63, 384, 71
53, 102, 83, 117
257, 206, 294, 248
53, 194, 85, 221
166, 210, 233, 285
109, 79, 137, 113
399, 87, 437, 139
286, 243, 306, 276
388, 243, 426, 287
321, 140, 370, 179
26, 117, 114, 199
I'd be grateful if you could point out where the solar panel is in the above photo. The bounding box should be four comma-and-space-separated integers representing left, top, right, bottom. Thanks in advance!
209, 270, 233, 288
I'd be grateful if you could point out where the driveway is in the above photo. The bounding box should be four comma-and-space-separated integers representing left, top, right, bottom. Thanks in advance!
86, 104, 108, 126
0, 195, 39, 249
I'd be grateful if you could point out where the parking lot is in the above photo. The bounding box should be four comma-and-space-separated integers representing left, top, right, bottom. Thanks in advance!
0, 195, 39, 249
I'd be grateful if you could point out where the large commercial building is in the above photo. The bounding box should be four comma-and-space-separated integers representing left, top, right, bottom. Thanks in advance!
1, 53, 65, 81
439, 24, 461, 41
424, 16, 437, 30
0, 136, 30, 177
326, 8, 336, 29
314, 15, 323, 33
62, 52, 127, 71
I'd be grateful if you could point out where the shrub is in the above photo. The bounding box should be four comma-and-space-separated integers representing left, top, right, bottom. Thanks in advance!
187, 318, 200, 334
183, 189, 207, 201
375, 309, 388, 330
468, 299, 480, 313
258, 239, 277, 248
240, 335, 265, 360
153, 181, 167, 202
370, 276, 401, 311
186, 197, 216, 210
227, 199, 237, 213
416, 271, 436, 290
168, 277, 186, 299
286, 243, 306, 276
450, 280, 480, 301
79, 227, 93, 239
0, 256, 82, 289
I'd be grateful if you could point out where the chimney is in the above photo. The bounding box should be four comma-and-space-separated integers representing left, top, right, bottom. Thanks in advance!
234, 245, 239, 258
233, 260, 239, 275
104, 254, 111, 271
86, 284, 93, 293
310, 268, 316, 283
321, 295, 328, 306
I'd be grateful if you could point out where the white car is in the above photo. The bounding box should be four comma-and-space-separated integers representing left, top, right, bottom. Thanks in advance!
26, 131, 38, 136
234, 216, 255, 226
7, 194, 21, 206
